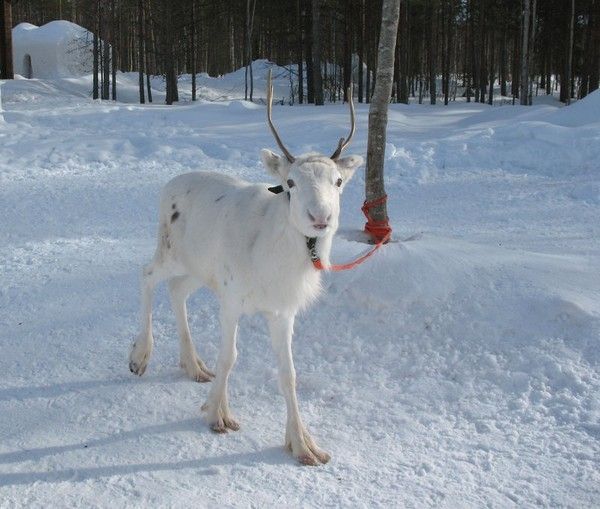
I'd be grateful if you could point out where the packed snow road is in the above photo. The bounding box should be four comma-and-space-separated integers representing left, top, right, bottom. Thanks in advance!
0, 75, 599, 508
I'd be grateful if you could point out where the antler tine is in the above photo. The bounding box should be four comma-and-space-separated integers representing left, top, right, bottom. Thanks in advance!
331, 83, 356, 160
266, 69, 295, 164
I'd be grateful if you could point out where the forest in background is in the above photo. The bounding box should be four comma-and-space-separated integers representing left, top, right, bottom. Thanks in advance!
2, 0, 600, 105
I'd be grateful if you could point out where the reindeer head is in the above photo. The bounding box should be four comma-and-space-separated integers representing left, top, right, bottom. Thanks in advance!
261, 70, 364, 238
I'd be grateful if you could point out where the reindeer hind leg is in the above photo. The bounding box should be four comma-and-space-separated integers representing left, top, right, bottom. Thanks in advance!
168, 275, 214, 382
129, 222, 174, 376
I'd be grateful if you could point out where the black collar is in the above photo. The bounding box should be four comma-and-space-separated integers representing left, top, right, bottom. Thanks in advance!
306, 236, 319, 262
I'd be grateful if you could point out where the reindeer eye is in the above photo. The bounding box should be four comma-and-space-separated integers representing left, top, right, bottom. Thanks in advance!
286, 179, 295, 188
336, 178, 343, 187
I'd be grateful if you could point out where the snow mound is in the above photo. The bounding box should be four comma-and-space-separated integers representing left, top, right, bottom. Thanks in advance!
12, 21, 94, 79
545, 89, 600, 126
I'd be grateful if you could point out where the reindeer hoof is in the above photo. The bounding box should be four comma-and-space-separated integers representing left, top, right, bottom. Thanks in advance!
192, 371, 212, 383
181, 358, 214, 383
210, 422, 228, 434
129, 337, 152, 376
129, 360, 147, 376
224, 417, 240, 431
315, 450, 331, 464
298, 454, 319, 466
289, 429, 331, 465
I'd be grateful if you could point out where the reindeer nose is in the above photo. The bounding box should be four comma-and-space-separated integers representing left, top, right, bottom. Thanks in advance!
308, 210, 331, 230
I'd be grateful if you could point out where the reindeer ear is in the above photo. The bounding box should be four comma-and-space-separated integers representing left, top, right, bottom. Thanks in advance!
335, 155, 363, 190
261, 149, 290, 180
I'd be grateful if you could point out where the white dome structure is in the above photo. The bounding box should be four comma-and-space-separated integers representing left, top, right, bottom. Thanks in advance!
12, 21, 94, 79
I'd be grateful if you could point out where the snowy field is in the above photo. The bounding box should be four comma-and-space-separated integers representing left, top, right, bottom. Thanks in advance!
1, 67, 599, 508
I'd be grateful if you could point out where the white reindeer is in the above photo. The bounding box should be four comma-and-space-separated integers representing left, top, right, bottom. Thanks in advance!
129, 72, 362, 465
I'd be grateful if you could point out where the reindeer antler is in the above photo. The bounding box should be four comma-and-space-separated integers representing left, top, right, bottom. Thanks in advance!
330, 84, 356, 160
266, 69, 295, 164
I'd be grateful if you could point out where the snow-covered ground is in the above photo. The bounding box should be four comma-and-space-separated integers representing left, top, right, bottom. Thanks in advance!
1, 68, 599, 508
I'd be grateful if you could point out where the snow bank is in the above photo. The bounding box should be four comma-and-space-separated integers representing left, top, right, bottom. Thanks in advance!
0, 69, 599, 506
545, 88, 600, 127
384, 98, 600, 188
156, 59, 294, 103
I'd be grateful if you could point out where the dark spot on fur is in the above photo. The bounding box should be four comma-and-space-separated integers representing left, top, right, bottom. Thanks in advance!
171, 211, 180, 223
215, 194, 225, 203
186, 189, 191, 195
172, 203, 176, 210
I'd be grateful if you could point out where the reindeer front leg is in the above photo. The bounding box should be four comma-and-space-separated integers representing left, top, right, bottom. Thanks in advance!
266, 312, 331, 466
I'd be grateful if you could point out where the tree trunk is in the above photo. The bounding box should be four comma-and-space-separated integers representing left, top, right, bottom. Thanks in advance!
297, 0, 304, 104
590, 0, 600, 92
138, 0, 145, 104
488, 29, 494, 105
428, 0, 437, 105
111, 0, 117, 101
305, 0, 314, 103
520, 0, 530, 105
565, 0, 575, 104
393, 20, 400, 102
500, 30, 507, 96
467, 0, 475, 102
191, 0, 196, 101
311, 0, 323, 105
145, 0, 152, 103
0, 0, 14, 79
478, 1, 486, 103
365, 0, 401, 238
93, 19, 99, 99
528, 0, 537, 105
512, 30, 519, 99
244, 0, 256, 101
399, 0, 409, 104
443, 0, 451, 105
102, 38, 110, 100
358, 0, 364, 102
343, 0, 352, 102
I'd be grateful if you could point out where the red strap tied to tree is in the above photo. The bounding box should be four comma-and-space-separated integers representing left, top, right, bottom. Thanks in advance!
362, 194, 392, 243
311, 194, 392, 272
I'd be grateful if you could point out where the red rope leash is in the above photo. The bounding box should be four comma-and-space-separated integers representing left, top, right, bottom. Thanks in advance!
311, 194, 392, 272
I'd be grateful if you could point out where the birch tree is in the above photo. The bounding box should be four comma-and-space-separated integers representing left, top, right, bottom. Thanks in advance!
364, 0, 401, 240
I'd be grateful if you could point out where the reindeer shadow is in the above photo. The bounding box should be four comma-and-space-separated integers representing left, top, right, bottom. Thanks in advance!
0, 413, 291, 487
0, 417, 200, 465
0, 376, 134, 402
0, 375, 293, 486
0, 446, 289, 487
